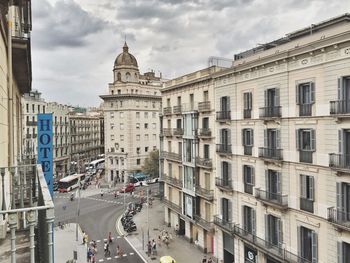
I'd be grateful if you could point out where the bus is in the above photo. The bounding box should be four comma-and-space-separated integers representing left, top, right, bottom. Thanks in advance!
129, 172, 148, 186
88, 158, 105, 171
58, 173, 85, 192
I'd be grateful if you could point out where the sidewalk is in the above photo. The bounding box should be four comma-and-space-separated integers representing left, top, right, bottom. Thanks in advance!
54, 223, 86, 263
117, 199, 206, 263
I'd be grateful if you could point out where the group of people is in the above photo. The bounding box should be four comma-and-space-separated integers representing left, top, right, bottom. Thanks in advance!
202, 256, 214, 263
147, 239, 157, 257
158, 229, 172, 248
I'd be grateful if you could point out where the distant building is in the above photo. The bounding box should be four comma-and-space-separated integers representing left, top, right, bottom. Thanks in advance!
100, 42, 163, 183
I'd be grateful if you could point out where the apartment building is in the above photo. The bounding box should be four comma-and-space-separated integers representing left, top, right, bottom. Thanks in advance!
213, 14, 350, 263
100, 42, 162, 183
161, 66, 223, 253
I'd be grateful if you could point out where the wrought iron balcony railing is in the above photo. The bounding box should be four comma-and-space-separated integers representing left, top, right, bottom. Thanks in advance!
328, 207, 350, 231
213, 215, 234, 233
216, 144, 232, 155
198, 101, 211, 112
330, 100, 350, 115
255, 188, 288, 209
195, 185, 214, 201
163, 107, 172, 115
329, 153, 350, 170
194, 215, 214, 231
161, 151, 182, 162
244, 145, 253, 155
173, 128, 184, 136
299, 104, 312, 117
163, 174, 182, 189
163, 198, 182, 214
216, 111, 231, 121
258, 147, 283, 160
198, 128, 212, 138
259, 106, 282, 118
215, 177, 233, 192
163, 128, 172, 137
195, 157, 212, 169
300, 198, 314, 213
173, 105, 182, 114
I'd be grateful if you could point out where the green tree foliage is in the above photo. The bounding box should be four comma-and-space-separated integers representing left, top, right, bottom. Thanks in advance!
142, 150, 159, 178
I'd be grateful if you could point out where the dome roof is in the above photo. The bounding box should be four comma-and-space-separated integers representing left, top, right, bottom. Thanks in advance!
114, 42, 138, 68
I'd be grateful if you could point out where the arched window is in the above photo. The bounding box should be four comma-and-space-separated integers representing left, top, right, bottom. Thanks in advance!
126, 72, 131, 81
117, 72, 121, 81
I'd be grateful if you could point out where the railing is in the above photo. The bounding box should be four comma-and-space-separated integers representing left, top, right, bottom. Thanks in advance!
195, 157, 212, 169
194, 215, 214, 231
216, 144, 232, 154
299, 104, 312, 116
300, 198, 314, 213
213, 215, 234, 233
215, 177, 233, 191
199, 128, 211, 137
163, 107, 172, 115
173, 128, 184, 136
163, 198, 182, 214
255, 188, 288, 208
244, 183, 253, 195
161, 151, 182, 162
329, 153, 350, 170
195, 185, 214, 200
198, 101, 211, 112
330, 100, 350, 115
243, 109, 251, 119
259, 106, 282, 118
216, 111, 231, 121
0, 164, 55, 263
258, 147, 283, 160
244, 146, 252, 155
173, 105, 182, 114
163, 128, 172, 137
26, 121, 37, 126
163, 174, 182, 188
328, 207, 350, 230
299, 150, 313, 163
233, 224, 311, 263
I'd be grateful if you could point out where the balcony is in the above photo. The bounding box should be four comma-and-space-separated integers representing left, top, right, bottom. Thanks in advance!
258, 147, 283, 161
216, 111, 231, 122
0, 164, 55, 263
243, 109, 251, 119
255, 188, 288, 209
243, 145, 253, 156
216, 144, 232, 155
161, 151, 182, 163
194, 215, 214, 231
300, 198, 314, 213
259, 106, 281, 118
173, 105, 182, 115
215, 177, 233, 192
299, 104, 312, 117
244, 183, 254, 195
198, 128, 212, 138
328, 207, 350, 231
330, 100, 350, 115
173, 128, 184, 137
299, 150, 313, 163
213, 215, 234, 233
233, 225, 311, 263
163, 174, 182, 189
198, 101, 211, 112
163, 198, 182, 214
329, 153, 350, 170
195, 157, 212, 169
163, 107, 172, 115
163, 128, 172, 137
195, 185, 214, 201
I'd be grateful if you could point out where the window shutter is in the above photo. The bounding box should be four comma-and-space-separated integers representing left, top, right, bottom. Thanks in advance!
249, 92, 252, 109
243, 165, 247, 183
277, 218, 283, 248
310, 82, 315, 103
275, 88, 280, 106
242, 129, 245, 146
226, 96, 231, 112
244, 93, 248, 110
221, 198, 224, 216
251, 166, 255, 185
337, 241, 343, 263
265, 214, 269, 241
311, 231, 318, 263
252, 209, 256, 235
265, 169, 269, 191
297, 226, 301, 257
250, 129, 254, 146
227, 129, 231, 147
296, 129, 300, 150
276, 129, 281, 149
228, 200, 232, 222
311, 129, 316, 151
296, 84, 300, 104
309, 176, 315, 201
338, 77, 344, 100
336, 182, 342, 214
220, 97, 224, 111
338, 130, 343, 154
300, 174, 306, 198
276, 172, 281, 194
228, 162, 232, 182
264, 129, 267, 147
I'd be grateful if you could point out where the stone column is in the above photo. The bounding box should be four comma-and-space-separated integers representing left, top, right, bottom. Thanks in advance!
46, 208, 55, 263
26, 210, 36, 263
8, 212, 17, 263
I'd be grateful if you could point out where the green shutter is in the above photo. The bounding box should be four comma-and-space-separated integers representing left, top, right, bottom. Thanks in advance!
310, 82, 315, 103
296, 84, 300, 104
311, 129, 316, 151
311, 231, 318, 263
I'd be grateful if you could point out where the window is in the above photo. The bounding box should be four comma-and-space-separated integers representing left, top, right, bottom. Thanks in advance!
136, 147, 140, 154
152, 123, 156, 129
144, 123, 148, 129
110, 158, 113, 165
120, 101, 123, 107
120, 123, 124, 130
136, 135, 140, 141
120, 135, 124, 141
266, 214, 282, 247
264, 129, 280, 149
145, 147, 148, 152
144, 112, 149, 118
152, 112, 156, 118
202, 117, 209, 129
221, 198, 232, 222
221, 161, 231, 186
336, 182, 350, 222
203, 90, 208, 101
168, 163, 172, 177
120, 112, 124, 118
167, 98, 170, 107
296, 129, 315, 163
220, 96, 230, 112
300, 175, 314, 213
43, 105, 45, 113
243, 206, 256, 235
111, 135, 114, 141
266, 169, 281, 198
204, 144, 210, 159
152, 102, 155, 108
296, 82, 315, 116
136, 123, 140, 129
136, 159, 141, 165
243, 165, 254, 194
189, 94, 194, 110
145, 134, 149, 140
26, 103, 29, 113
298, 226, 317, 263
110, 112, 114, 119
242, 128, 253, 155
110, 102, 113, 107
38, 105, 40, 113
121, 148, 124, 153
338, 241, 350, 263
136, 112, 140, 118
184, 139, 193, 163
32, 104, 35, 113
110, 123, 114, 130
243, 92, 252, 118
264, 88, 280, 107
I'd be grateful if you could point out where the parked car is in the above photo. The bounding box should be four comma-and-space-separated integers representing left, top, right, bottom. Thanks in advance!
147, 177, 159, 184
120, 183, 135, 193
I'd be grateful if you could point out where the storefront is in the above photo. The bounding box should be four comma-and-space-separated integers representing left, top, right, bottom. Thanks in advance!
244, 244, 257, 263
223, 232, 234, 263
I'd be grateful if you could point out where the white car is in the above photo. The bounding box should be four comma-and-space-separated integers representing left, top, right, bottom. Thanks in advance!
147, 177, 159, 184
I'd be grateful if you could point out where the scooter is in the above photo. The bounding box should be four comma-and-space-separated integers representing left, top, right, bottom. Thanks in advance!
125, 224, 137, 233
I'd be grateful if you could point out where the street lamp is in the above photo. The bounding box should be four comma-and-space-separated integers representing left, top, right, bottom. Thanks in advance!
75, 153, 81, 242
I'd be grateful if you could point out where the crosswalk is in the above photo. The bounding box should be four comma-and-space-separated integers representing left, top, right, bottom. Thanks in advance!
97, 253, 134, 262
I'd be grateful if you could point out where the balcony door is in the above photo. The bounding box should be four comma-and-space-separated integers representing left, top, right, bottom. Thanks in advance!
221, 129, 229, 146
266, 170, 281, 198
202, 117, 209, 129
265, 88, 279, 107
337, 182, 350, 221
265, 129, 279, 149
220, 96, 230, 112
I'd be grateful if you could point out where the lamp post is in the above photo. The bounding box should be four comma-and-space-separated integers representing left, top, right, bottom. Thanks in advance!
75, 154, 81, 242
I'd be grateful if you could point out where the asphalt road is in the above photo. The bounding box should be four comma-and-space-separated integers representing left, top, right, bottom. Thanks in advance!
54, 183, 159, 263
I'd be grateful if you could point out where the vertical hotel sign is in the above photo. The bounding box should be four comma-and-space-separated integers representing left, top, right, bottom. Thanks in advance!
37, 114, 53, 197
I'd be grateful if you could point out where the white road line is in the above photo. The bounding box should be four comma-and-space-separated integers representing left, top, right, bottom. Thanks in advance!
103, 238, 107, 241
116, 236, 121, 239
129, 252, 134, 255
98, 259, 104, 262
114, 256, 119, 259
106, 257, 112, 260
123, 254, 127, 257
96, 240, 101, 243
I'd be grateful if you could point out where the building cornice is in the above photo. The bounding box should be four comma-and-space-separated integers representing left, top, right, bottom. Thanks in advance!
99, 94, 162, 100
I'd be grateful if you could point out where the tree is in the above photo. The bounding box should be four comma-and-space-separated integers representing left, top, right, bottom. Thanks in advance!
142, 150, 159, 178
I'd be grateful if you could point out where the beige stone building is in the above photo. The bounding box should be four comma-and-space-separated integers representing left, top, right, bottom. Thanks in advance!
212, 14, 350, 263
100, 42, 162, 183
160, 66, 224, 253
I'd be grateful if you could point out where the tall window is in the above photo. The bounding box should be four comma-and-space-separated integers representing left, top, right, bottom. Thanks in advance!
204, 144, 210, 159
243, 92, 252, 118
203, 91, 208, 101
136, 112, 140, 118
296, 82, 315, 116
298, 226, 317, 263
221, 198, 231, 222
266, 214, 282, 247
242, 128, 253, 155
243, 165, 254, 194
300, 174, 314, 213
221, 161, 231, 186
264, 88, 280, 107
296, 129, 316, 163
338, 241, 350, 263
243, 206, 256, 235
266, 169, 281, 199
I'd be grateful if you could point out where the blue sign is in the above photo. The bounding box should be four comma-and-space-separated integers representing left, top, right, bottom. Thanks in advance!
37, 114, 53, 197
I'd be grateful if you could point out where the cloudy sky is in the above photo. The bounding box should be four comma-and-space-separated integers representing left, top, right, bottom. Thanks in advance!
32, 0, 350, 107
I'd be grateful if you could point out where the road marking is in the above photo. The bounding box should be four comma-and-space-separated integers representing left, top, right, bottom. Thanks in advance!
129, 252, 134, 255
103, 238, 107, 242
116, 236, 121, 239
123, 254, 127, 257
114, 256, 119, 259
98, 259, 104, 262
106, 257, 112, 260
96, 240, 101, 243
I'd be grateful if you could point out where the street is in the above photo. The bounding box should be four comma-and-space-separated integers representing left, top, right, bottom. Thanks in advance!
54, 183, 159, 263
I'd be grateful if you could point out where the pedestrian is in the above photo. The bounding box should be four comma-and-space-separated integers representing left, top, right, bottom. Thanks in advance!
157, 235, 162, 247
152, 239, 157, 255
175, 224, 179, 236
91, 254, 96, 263
100, 189, 103, 197
164, 235, 169, 248
116, 245, 123, 256
108, 232, 112, 243
207, 257, 213, 263
82, 231, 86, 244
202, 255, 207, 263
87, 248, 92, 262
147, 241, 152, 256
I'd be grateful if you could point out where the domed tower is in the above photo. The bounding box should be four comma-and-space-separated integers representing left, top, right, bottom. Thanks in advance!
113, 42, 139, 83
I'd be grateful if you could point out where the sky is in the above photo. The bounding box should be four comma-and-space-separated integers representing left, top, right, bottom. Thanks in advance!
31, 0, 350, 107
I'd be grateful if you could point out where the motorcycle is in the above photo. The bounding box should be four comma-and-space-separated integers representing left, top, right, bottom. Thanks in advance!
125, 224, 137, 233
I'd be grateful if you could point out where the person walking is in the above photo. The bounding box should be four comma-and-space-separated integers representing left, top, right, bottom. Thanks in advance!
152, 239, 157, 256
108, 232, 112, 243
157, 235, 162, 248
116, 245, 123, 256
91, 254, 96, 263
147, 241, 152, 257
